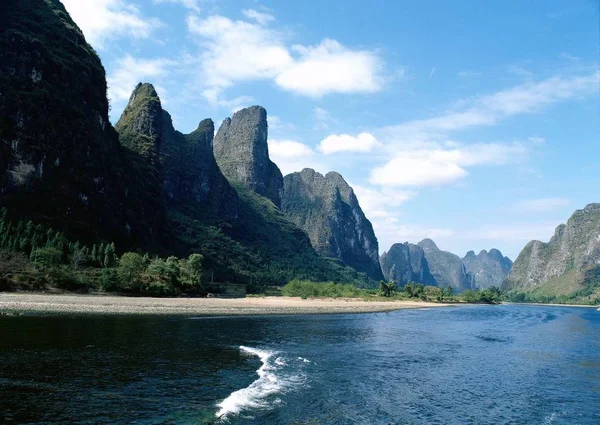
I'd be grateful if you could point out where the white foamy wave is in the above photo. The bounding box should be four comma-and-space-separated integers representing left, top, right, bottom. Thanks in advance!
216, 346, 306, 420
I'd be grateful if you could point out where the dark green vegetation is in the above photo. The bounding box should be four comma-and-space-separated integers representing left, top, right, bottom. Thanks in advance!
281, 279, 496, 304
0, 0, 162, 250
0, 209, 205, 295
0, 0, 377, 292
504, 204, 600, 305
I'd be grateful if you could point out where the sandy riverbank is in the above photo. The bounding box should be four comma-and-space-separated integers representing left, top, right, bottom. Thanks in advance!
0, 293, 451, 316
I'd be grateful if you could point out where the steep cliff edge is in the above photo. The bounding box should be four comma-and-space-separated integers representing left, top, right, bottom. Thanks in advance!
380, 242, 436, 286
505, 204, 600, 300
418, 239, 473, 291
214, 106, 283, 208
282, 168, 384, 281
116, 83, 239, 221
0, 0, 159, 247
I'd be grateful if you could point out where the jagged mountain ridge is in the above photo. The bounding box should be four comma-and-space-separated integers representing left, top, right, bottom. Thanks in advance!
115, 85, 373, 286
282, 168, 384, 281
463, 249, 513, 290
381, 239, 512, 291
417, 239, 473, 291
0, 0, 375, 287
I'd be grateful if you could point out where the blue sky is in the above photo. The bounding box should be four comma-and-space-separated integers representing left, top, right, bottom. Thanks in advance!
61, 0, 600, 259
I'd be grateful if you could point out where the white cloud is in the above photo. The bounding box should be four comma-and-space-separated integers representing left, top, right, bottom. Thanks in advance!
242, 9, 275, 25
275, 39, 383, 97
154, 0, 201, 12
187, 14, 293, 95
61, 0, 160, 49
480, 73, 599, 115
370, 142, 529, 187
269, 139, 322, 175
186, 15, 384, 104
269, 139, 315, 158
107, 55, 176, 108
352, 185, 416, 219
371, 72, 599, 188
319, 132, 381, 155
382, 72, 599, 143
513, 198, 570, 213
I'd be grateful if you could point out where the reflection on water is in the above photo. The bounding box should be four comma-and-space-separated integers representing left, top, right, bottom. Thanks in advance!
0, 305, 599, 424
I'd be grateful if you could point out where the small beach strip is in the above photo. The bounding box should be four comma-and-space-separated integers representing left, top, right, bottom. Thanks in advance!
0, 293, 451, 316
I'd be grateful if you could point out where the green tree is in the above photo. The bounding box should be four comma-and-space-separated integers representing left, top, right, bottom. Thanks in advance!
379, 280, 398, 297
104, 243, 116, 268
30, 247, 63, 268
444, 285, 454, 300
185, 253, 204, 286
117, 252, 145, 290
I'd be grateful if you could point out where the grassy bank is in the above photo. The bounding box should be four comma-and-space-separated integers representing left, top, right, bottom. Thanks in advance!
280, 279, 502, 304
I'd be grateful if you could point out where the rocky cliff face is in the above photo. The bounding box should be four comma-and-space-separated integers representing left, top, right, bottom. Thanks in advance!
463, 249, 512, 289
506, 203, 600, 292
418, 239, 473, 291
0, 0, 157, 246
116, 83, 238, 220
213, 106, 283, 208
282, 168, 384, 281
380, 242, 436, 286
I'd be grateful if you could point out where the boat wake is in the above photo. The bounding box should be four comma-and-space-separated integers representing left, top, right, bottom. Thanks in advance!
216, 346, 306, 421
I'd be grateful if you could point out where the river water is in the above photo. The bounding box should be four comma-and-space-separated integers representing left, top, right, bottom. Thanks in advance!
1, 304, 598, 424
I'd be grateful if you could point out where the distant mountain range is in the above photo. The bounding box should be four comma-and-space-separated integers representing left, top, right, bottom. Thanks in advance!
381, 239, 512, 291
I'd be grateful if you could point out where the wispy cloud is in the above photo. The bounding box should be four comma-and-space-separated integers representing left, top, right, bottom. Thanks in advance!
370, 72, 600, 188
314, 107, 337, 129
154, 0, 201, 12
242, 9, 275, 25
513, 198, 571, 213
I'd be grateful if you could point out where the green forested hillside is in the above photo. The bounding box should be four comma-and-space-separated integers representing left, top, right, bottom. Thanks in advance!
0, 0, 373, 291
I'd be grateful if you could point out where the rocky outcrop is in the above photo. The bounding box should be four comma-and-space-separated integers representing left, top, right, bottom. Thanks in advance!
506, 203, 600, 291
462, 249, 512, 289
380, 242, 436, 286
213, 106, 283, 207
0, 0, 158, 246
282, 168, 384, 281
418, 239, 473, 291
116, 83, 238, 220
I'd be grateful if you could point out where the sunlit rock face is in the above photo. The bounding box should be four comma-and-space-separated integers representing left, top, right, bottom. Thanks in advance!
506, 203, 600, 291
417, 239, 473, 291
213, 106, 283, 208
282, 168, 384, 281
381, 242, 436, 286
462, 249, 512, 290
